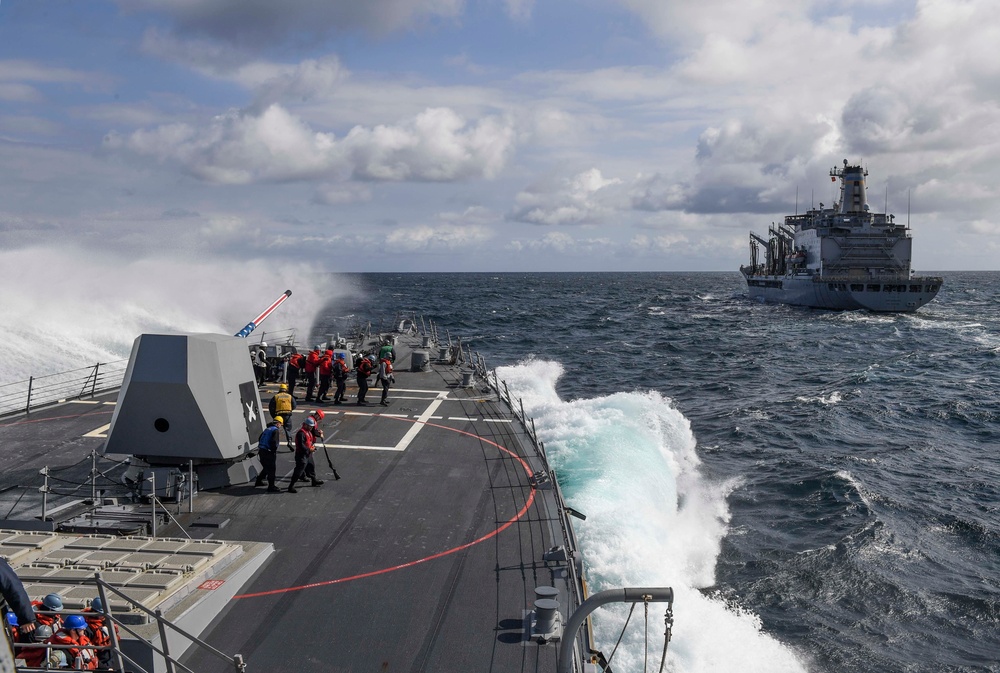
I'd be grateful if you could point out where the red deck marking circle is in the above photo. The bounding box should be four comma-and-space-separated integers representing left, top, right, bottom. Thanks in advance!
235, 415, 537, 600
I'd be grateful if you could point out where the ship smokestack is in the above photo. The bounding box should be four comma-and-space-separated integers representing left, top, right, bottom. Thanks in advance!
836, 159, 868, 214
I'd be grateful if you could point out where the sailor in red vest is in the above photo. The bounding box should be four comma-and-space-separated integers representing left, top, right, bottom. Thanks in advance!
287, 417, 324, 493
303, 348, 321, 402
316, 350, 334, 402
287, 352, 305, 398
332, 353, 349, 404
377, 354, 394, 406
356, 354, 373, 405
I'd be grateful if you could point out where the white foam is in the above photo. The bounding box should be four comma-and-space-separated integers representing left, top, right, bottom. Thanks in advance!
497, 360, 806, 673
0, 246, 349, 382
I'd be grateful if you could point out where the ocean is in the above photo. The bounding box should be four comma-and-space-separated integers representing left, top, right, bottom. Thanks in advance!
3, 266, 996, 673
312, 272, 1000, 673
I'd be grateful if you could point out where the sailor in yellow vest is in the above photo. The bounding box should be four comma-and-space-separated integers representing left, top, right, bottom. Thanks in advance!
268, 384, 296, 449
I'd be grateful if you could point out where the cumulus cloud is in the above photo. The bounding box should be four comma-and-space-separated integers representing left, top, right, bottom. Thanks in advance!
509, 168, 625, 225
104, 104, 516, 184
122, 0, 465, 52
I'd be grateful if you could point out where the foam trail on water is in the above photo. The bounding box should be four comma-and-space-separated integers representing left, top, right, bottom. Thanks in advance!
498, 360, 806, 673
0, 247, 353, 383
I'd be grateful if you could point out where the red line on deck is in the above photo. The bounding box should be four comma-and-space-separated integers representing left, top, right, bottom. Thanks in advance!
235, 416, 536, 599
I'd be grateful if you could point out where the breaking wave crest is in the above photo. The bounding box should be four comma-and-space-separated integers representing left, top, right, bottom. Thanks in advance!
497, 359, 806, 673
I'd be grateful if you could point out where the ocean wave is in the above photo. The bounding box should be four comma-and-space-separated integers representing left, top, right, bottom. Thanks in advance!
497, 358, 807, 673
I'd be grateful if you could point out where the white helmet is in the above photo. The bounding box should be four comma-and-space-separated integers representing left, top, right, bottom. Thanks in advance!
261, 342, 267, 347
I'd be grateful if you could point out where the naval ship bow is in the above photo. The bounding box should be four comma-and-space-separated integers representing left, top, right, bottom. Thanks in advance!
741, 160, 942, 311
0, 298, 675, 673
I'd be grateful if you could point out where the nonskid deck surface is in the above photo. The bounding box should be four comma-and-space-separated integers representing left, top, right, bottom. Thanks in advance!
0, 335, 574, 672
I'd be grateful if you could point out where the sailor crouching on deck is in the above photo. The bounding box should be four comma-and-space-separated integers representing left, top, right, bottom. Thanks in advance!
255, 418, 284, 493
49, 614, 97, 669
288, 417, 324, 493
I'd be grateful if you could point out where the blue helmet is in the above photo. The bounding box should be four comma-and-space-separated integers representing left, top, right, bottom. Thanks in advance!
91, 598, 105, 614
64, 614, 87, 630
5, 612, 17, 627
42, 594, 62, 611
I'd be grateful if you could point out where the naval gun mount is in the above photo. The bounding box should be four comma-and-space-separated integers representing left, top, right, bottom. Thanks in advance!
105, 290, 292, 497
105, 333, 267, 494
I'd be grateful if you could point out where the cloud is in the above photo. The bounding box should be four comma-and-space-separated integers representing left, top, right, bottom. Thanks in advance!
104, 104, 516, 184
312, 183, 373, 205
0, 60, 115, 103
509, 168, 625, 225
123, 0, 466, 52
384, 223, 493, 251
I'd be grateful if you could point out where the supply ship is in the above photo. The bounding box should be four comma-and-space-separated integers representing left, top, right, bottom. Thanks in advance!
0, 295, 673, 672
740, 160, 942, 311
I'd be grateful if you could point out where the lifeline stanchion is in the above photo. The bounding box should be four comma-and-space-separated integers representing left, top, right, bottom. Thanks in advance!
149, 473, 157, 538
39, 466, 50, 522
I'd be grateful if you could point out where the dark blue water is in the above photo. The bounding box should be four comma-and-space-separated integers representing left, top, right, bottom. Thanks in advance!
313, 272, 1000, 673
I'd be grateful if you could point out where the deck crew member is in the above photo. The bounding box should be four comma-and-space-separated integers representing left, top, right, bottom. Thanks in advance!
83, 598, 119, 669
254, 418, 283, 493
288, 417, 324, 493
332, 353, 348, 404
316, 350, 334, 402
19, 624, 59, 668
377, 355, 394, 406
303, 348, 321, 402
287, 352, 305, 398
253, 345, 268, 386
30, 593, 63, 631
379, 338, 396, 363
268, 384, 295, 447
0, 557, 37, 638
356, 354, 373, 405
49, 614, 97, 670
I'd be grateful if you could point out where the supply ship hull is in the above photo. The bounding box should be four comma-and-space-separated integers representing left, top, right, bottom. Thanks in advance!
0, 321, 668, 672
741, 161, 942, 312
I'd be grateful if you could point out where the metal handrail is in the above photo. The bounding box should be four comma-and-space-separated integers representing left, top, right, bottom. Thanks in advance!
91, 573, 246, 673
0, 360, 128, 419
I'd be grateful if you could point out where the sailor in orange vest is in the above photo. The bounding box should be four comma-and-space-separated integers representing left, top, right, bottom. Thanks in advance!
48, 614, 97, 669
30, 593, 62, 631
83, 597, 120, 669
19, 624, 60, 669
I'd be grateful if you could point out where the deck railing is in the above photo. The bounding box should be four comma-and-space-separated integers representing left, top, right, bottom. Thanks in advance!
0, 360, 129, 419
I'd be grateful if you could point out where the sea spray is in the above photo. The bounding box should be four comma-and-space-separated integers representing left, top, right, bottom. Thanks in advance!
0, 247, 349, 382
497, 359, 806, 673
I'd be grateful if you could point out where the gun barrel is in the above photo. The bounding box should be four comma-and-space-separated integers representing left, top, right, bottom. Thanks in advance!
234, 290, 293, 338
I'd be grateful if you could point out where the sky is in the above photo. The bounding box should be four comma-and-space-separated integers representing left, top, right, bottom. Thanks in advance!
2, 0, 999, 273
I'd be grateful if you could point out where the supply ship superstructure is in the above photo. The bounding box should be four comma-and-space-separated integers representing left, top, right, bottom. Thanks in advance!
740, 160, 942, 311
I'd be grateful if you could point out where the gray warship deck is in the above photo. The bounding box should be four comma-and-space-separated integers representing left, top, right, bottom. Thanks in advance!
0, 333, 580, 672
